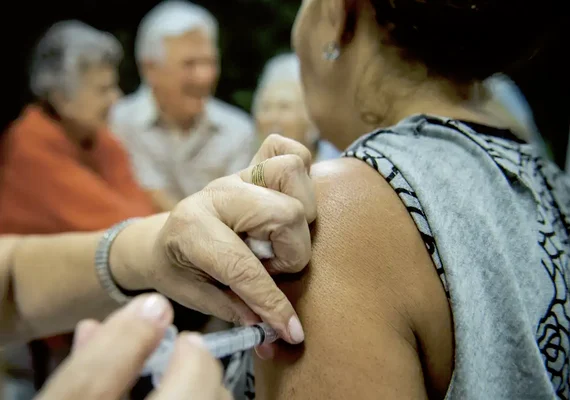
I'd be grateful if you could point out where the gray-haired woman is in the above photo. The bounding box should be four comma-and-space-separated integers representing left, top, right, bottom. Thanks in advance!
253, 53, 340, 163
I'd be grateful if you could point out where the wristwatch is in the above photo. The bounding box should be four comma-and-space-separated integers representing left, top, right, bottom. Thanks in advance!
94, 218, 142, 304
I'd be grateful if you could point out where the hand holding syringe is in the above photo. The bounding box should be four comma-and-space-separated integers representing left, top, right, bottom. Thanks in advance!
142, 322, 279, 386
142, 239, 280, 386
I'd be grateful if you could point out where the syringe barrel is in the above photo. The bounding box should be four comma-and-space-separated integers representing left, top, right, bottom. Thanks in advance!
203, 323, 277, 359
143, 323, 279, 387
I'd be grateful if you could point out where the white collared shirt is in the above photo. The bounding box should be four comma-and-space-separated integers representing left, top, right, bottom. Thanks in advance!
110, 86, 256, 198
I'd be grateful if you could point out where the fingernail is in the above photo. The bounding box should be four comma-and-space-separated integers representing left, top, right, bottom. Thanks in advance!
288, 316, 305, 344
185, 333, 205, 348
137, 294, 169, 321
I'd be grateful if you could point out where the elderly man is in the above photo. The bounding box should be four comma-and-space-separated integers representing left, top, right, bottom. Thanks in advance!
0, 20, 156, 398
253, 53, 340, 163
111, 1, 255, 212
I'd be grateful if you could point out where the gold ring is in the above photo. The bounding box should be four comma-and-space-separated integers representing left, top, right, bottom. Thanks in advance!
251, 161, 267, 188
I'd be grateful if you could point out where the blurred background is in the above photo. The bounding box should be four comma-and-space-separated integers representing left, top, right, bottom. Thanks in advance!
3, 1, 299, 134
2, 0, 569, 166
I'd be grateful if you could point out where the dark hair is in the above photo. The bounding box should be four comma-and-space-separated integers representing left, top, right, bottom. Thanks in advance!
369, 0, 561, 82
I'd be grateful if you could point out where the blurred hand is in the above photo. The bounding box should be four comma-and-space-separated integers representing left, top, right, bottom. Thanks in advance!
35, 294, 231, 400
112, 135, 315, 350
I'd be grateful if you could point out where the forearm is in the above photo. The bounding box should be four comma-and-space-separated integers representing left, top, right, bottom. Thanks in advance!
0, 232, 116, 344
0, 214, 168, 345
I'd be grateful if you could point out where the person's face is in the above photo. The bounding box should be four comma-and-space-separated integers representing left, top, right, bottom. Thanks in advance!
56, 63, 121, 135
255, 81, 315, 147
292, 0, 380, 150
146, 29, 219, 124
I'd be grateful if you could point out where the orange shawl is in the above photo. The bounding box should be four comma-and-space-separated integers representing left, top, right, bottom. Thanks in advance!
0, 105, 156, 234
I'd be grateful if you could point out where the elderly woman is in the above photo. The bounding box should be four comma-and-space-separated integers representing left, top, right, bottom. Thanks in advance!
0, 20, 158, 395
250, 1, 568, 400
253, 53, 340, 163
0, 20, 155, 234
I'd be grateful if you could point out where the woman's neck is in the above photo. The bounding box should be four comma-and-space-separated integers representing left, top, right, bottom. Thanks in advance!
351, 79, 524, 142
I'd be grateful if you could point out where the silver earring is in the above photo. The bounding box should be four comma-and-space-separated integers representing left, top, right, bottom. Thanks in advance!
323, 42, 340, 61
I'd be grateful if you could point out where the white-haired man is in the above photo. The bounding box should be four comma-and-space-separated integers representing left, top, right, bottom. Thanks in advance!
111, 1, 255, 211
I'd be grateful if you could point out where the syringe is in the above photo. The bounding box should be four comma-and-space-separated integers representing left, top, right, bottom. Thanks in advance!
141, 322, 279, 386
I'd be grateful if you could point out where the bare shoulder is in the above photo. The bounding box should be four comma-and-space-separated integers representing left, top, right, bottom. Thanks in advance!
255, 157, 453, 399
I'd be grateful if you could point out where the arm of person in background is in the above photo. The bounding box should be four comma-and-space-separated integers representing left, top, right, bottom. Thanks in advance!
254, 158, 454, 399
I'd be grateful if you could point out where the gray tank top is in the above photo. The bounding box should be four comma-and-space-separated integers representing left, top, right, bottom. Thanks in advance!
344, 115, 569, 399
239, 114, 569, 400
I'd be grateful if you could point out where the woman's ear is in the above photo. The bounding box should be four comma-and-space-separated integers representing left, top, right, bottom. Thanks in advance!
321, 0, 359, 45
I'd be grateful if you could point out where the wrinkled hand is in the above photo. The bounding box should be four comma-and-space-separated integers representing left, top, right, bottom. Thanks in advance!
153, 135, 315, 345
35, 294, 231, 400
113, 135, 316, 349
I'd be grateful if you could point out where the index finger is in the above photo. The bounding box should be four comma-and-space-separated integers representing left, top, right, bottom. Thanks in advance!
250, 134, 312, 171
192, 217, 304, 345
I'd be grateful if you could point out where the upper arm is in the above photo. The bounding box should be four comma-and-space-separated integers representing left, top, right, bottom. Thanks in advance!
254, 158, 453, 399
